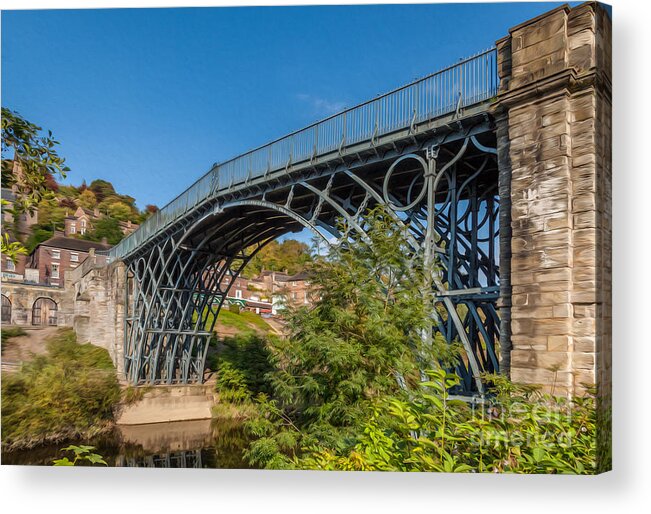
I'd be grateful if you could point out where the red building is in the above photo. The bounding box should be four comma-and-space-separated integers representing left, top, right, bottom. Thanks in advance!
27, 234, 111, 287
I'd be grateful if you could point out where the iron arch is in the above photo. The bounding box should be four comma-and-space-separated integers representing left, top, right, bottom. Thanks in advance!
120, 128, 502, 394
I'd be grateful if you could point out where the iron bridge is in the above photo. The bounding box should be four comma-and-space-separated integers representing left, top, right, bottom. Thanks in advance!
109, 48, 501, 395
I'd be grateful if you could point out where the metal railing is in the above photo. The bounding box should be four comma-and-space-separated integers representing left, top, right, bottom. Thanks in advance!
110, 47, 498, 259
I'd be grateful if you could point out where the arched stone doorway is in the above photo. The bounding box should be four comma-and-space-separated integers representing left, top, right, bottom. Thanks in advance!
1, 294, 11, 323
32, 297, 58, 326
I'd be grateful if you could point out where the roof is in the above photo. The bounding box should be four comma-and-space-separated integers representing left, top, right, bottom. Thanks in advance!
35, 235, 112, 253
258, 270, 289, 277
78, 207, 96, 217
1, 188, 16, 202
279, 271, 311, 282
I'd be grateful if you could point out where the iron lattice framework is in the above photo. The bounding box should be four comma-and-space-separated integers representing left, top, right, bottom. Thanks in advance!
121, 115, 500, 395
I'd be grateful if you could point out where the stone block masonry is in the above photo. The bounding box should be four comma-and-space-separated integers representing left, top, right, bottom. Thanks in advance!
71, 256, 128, 380
494, 1, 611, 400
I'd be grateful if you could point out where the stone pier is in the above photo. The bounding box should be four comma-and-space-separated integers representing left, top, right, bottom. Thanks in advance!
494, 1, 611, 398
69, 254, 128, 380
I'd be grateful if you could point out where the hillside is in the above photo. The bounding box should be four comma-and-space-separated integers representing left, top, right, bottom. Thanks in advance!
19, 178, 159, 251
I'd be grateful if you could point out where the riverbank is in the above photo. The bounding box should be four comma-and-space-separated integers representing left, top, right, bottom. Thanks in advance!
1, 328, 121, 452
1, 418, 253, 468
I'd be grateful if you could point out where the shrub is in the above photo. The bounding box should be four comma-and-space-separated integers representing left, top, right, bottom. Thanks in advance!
1, 327, 27, 352
1, 329, 120, 450
298, 370, 599, 474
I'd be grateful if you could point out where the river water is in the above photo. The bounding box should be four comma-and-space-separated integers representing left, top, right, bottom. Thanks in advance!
1, 418, 254, 468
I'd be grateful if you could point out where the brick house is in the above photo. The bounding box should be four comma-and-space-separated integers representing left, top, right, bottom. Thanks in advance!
63, 206, 139, 237
199, 266, 313, 316
27, 234, 111, 287
1, 248, 27, 282
278, 271, 312, 307
271, 271, 313, 313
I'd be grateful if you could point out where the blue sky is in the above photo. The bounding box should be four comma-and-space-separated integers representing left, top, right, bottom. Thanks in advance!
2, 2, 572, 211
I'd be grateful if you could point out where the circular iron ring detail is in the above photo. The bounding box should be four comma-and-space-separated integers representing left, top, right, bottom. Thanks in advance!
382, 153, 429, 212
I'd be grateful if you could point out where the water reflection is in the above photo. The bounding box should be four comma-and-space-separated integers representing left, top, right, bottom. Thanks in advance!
116, 449, 204, 468
1, 418, 254, 469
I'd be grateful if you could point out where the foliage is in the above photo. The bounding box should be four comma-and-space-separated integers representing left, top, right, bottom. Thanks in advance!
52, 445, 107, 466
216, 362, 253, 405
1, 326, 27, 340
106, 201, 132, 221
77, 189, 97, 209
231, 207, 452, 468
121, 385, 153, 405
243, 239, 314, 278
1, 233, 28, 261
1, 108, 69, 261
82, 217, 124, 245
1, 326, 27, 352
32, 197, 67, 231
216, 333, 275, 397
298, 370, 598, 474
1, 108, 69, 209
1, 329, 120, 450
87, 179, 115, 203
25, 226, 55, 253
207, 207, 601, 474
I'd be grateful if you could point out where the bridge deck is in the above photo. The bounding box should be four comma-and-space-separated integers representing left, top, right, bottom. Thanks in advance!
110, 47, 498, 260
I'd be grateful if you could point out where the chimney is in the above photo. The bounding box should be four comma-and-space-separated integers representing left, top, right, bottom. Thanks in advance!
93, 207, 100, 218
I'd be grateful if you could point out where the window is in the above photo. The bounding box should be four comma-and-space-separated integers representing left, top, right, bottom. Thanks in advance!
70, 223, 76, 234
292, 292, 297, 300
51, 250, 61, 260
5, 259, 15, 272
80, 220, 87, 234
51, 263, 59, 279
70, 253, 79, 263
235, 289, 242, 299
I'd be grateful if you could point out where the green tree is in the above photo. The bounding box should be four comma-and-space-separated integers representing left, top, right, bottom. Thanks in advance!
1, 108, 69, 260
88, 179, 115, 203
245, 239, 314, 277
37, 197, 66, 227
239, 207, 453, 468
57, 184, 80, 199
77, 189, 97, 210
83, 217, 124, 245
107, 201, 132, 221
25, 227, 55, 253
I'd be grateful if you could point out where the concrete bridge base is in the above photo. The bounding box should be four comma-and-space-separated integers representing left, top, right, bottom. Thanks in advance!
116, 384, 216, 425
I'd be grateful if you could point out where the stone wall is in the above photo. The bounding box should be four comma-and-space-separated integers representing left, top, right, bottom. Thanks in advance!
1, 281, 74, 326
494, 1, 611, 398
71, 257, 127, 380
